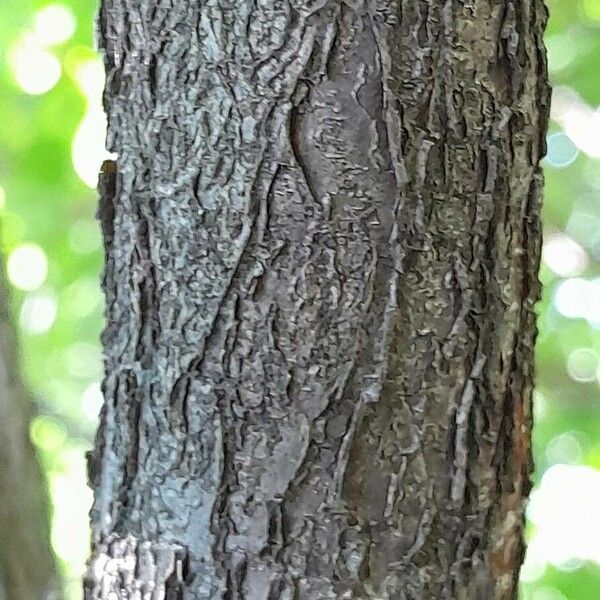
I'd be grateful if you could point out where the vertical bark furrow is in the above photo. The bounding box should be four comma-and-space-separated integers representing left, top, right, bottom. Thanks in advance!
87, 0, 550, 598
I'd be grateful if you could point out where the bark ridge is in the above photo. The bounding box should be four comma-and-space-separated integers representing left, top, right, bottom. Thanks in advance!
86, 1, 550, 598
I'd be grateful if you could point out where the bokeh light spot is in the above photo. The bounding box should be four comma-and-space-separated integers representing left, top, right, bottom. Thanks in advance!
542, 233, 588, 277
546, 34, 576, 73
49, 449, 92, 577
19, 290, 58, 335
551, 88, 600, 158
545, 132, 579, 168
81, 381, 104, 421
33, 4, 76, 46
72, 109, 111, 188
7, 243, 49, 291
73, 58, 106, 103
526, 464, 600, 566
554, 277, 600, 325
545, 431, 584, 465
566, 348, 599, 383
71, 58, 117, 188
30, 416, 67, 452
9, 39, 61, 95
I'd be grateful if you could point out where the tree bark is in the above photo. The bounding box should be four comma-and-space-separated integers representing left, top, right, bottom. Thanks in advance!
86, 1, 550, 598
0, 258, 60, 600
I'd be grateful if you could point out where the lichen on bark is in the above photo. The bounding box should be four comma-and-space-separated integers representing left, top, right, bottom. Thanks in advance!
86, 1, 550, 598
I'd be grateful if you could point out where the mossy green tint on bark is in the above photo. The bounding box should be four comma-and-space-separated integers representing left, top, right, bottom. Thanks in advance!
86, 0, 550, 598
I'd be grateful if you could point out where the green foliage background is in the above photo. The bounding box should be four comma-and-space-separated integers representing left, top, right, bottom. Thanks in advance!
0, 1, 599, 598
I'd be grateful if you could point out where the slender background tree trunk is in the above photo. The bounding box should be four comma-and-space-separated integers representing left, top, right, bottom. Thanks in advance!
0, 258, 59, 600
86, 1, 550, 598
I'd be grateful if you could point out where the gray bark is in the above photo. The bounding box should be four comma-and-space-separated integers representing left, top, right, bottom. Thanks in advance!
0, 255, 60, 600
86, 1, 550, 598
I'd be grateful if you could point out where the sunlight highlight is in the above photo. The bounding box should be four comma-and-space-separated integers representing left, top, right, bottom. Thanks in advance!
71, 58, 116, 188
33, 4, 76, 46
552, 87, 600, 159
542, 233, 588, 277
72, 109, 112, 188
9, 38, 61, 95
19, 290, 58, 335
81, 381, 104, 421
554, 277, 600, 325
526, 464, 600, 566
49, 449, 92, 577
7, 243, 48, 291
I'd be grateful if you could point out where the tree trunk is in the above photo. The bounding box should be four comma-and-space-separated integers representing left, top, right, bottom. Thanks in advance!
86, 1, 550, 598
0, 258, 60, 600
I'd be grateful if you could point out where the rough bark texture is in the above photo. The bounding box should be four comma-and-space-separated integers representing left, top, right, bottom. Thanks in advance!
86, 1, 550, 598
0, 258, 60, 600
